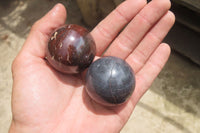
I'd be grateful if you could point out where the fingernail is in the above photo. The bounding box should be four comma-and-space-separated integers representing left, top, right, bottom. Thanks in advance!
53, 3, 61, 11
51, 3, 61, 16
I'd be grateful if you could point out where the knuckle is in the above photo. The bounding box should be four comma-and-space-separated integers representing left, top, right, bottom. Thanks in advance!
96, 24, 113, 40
115, 6, 130, 22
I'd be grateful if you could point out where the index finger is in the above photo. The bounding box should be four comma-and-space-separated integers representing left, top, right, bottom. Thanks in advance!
91, 0, 146, 56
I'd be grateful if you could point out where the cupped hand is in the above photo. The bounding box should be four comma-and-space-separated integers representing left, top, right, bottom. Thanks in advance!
9, 0, 175, 133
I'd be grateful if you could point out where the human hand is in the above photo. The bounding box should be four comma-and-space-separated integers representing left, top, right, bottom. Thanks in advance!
9, 0, 175, 133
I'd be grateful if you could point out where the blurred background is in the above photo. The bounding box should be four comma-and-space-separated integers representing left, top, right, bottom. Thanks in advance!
0, 0, 199, 132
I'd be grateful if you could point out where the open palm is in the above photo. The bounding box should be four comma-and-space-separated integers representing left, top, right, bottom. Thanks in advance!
10, 0, 175, 133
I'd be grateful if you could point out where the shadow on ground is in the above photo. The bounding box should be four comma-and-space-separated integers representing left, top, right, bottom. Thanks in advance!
0, 0, 85, 38
153, 51, 200, 116
138, 101, 193, 133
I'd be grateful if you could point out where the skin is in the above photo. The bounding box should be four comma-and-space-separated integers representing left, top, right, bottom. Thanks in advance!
9, 0, 175, 133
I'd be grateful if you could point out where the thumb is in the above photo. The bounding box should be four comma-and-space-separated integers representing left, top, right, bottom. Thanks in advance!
21, 3, 67, 58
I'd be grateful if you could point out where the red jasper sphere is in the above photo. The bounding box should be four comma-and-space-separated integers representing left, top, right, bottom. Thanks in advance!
46, 24, 96, 74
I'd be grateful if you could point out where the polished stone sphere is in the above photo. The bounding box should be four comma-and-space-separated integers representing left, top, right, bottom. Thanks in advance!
46, 24, 96, 74
85, 56, 135, 106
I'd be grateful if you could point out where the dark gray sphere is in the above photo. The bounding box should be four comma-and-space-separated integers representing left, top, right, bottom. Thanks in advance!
85, 56, 135, 106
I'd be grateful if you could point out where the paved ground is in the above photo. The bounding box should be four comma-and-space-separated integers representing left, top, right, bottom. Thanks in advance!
0, 0, 200, 133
